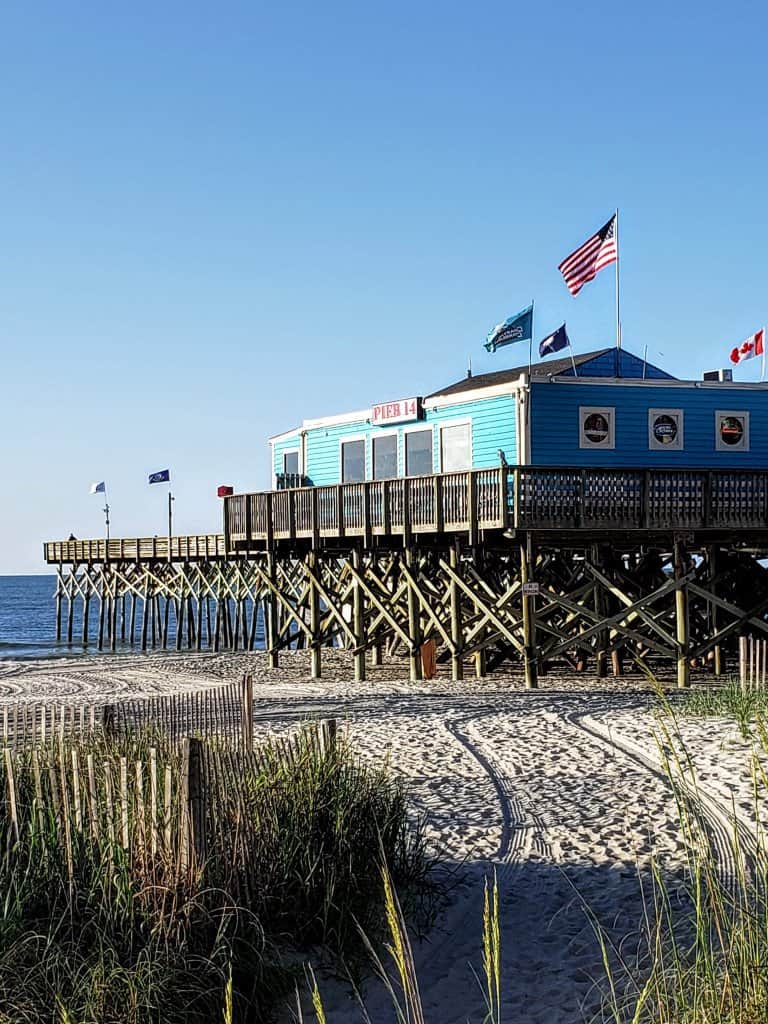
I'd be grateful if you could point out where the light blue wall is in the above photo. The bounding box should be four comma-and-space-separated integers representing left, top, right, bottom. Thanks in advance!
295, 392, 518, 485
272, 432, 301, 479
531, 381, 768, 467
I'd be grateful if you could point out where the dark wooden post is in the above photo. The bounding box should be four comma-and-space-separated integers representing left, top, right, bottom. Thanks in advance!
267, 551, 279, 669
449, 544, 464, 681
309, 551, 321, 679
708, 544, 722, 675
405, 549, 422, 681
674, 535, 690, 688
520, 535, 538, 689
592, 543, 608, 678
181, 737, 206, 876
352, 547, 366, 681
241, 674, 254, 752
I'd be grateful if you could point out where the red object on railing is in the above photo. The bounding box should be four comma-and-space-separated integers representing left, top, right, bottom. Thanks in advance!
217, 485, 234, 498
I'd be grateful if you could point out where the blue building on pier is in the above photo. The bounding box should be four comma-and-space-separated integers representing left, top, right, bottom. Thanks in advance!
269, 348, 767, 488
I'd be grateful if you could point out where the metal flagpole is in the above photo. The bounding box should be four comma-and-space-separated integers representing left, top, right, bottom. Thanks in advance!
568, 331, 577, 376
528, 300, 534, 376
103, 488, 110, 542
168, 489, 174, 541
614, 208, 621, 351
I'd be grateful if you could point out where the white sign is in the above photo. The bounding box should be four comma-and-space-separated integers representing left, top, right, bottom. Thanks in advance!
522, 582, 540, 597
371, 397, 421, 425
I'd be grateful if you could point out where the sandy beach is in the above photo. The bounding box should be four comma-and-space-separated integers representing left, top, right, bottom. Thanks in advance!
0, 651, 758, 1024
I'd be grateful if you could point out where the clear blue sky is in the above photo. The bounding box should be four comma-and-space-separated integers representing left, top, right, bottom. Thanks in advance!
1, 1, 766, 572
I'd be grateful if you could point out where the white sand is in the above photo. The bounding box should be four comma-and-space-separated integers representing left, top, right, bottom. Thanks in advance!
0, 651, 759, 1024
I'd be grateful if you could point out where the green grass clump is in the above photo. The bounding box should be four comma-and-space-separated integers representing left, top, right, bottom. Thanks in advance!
676, 678, 768, 738
0, 725, 432, 1024
598, 696, 768, 1023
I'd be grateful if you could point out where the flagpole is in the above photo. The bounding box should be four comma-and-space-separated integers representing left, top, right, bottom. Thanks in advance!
762, 327, 766, 383
568, 334, 577, 376
103, 489, 110, 542
615, 208, 621, 351
168, 489, 174, 544
528, 299, 534, 376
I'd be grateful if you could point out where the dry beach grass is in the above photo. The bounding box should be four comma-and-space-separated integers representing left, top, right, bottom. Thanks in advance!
0, 651, 765, 1023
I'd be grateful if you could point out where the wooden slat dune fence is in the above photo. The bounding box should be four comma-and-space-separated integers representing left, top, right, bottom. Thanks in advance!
0, 675, 256, 750
739, 636, 768, 692
1, 716, 339, 894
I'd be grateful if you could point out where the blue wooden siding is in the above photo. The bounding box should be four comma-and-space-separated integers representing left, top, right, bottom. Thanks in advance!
565, 349, 674, 379
426, 394, 517, 471
272, 433, 301, 479
296, 393, 518, 484
304, 419, 369, 485
531, 381, 768, 467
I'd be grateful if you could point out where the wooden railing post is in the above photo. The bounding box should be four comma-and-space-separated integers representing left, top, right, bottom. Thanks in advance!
287, 489, 296, 540
382, 480, 392, 535
467, 472, 478, 547
362, 484, 372, 548
311, 487, 320, 547
402, 479, 412, 549
265, 493, 274, 549
336, 485, 345, 539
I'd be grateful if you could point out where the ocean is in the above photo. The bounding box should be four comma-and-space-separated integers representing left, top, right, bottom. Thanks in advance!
0, 575, 61, 660
0, 575, 266, 660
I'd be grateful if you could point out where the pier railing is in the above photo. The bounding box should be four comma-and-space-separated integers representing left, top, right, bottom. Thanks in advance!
43, 467, 768, 564
44, 534, 226, 564
224, 466, 768, 546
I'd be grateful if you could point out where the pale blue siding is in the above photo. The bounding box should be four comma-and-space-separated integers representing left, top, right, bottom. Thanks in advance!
272, 433, 301, 479
297, 393, 518, 484
426, 394, 517, 471
531, 381, 768, 467
305, 418, 369, 485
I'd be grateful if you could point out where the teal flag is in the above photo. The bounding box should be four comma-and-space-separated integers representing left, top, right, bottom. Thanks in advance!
484, 304, 534, 353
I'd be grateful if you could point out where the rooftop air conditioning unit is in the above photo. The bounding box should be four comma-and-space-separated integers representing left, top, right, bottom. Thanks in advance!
703, 368, 733, 382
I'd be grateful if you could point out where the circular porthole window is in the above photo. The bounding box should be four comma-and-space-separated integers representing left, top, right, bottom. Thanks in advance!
652, 414, 678, 445
583, 412, 610, 444
720, 415, 744, 446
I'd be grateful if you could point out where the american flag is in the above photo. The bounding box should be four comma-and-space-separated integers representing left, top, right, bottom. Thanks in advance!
558, 215, 617, 296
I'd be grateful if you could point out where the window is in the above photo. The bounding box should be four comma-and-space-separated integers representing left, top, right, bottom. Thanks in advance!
341, 439, 366, 482
579, 407, 615, 449
648, 409, 683, 451
405, 428, 433, 476
716, 410, 750, 451
440, 422, 472, 472
373, 434, 398, 479
282, 450, 300, 475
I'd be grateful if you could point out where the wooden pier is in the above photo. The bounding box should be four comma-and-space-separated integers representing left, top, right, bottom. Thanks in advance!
44, 466, 768, 687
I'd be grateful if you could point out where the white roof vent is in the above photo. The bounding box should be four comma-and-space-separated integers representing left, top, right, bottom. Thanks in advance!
703, 368, 733, 382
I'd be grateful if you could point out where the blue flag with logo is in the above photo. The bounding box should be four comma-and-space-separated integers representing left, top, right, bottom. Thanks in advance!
538, 324, 569, 358
148, 469, 170, 485
484, 304, 533, 353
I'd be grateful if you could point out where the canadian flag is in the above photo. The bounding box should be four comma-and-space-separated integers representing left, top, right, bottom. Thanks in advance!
730, 328, 765, 364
